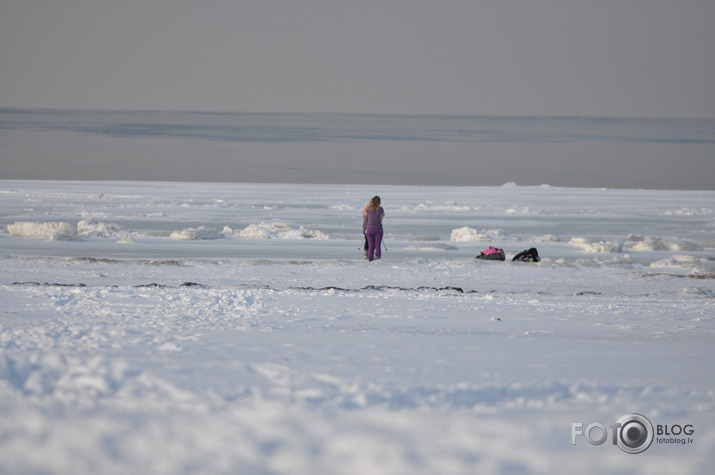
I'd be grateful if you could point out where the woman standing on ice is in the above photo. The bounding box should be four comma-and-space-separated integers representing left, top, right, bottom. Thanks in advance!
362, 196, 385, 261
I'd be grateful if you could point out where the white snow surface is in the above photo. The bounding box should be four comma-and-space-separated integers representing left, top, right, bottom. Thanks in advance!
1, 180, 714, 474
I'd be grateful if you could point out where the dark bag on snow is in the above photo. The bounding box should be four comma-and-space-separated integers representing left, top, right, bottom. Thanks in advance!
512, 247, 540, 262
476, 246, 505, 261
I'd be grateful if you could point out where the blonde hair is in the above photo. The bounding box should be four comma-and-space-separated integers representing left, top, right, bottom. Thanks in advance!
367, 196, 381, 211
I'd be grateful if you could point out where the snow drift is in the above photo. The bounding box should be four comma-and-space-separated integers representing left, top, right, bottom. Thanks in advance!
1, 180, 714, 475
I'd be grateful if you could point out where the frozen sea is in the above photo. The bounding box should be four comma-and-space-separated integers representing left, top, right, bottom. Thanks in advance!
1, 179, 714, 474
1, 110, 715, 474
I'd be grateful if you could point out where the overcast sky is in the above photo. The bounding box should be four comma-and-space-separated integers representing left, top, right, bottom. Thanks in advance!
1, 0, 713, 117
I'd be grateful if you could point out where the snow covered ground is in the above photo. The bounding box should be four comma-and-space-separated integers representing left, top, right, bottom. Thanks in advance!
1, 180, 714, 474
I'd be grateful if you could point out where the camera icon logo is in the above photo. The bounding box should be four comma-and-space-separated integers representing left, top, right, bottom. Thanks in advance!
571, 413, 655, 454
614, 413, 654, 454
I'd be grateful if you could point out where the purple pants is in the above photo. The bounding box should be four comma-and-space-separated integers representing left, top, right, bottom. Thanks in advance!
366, 227, 383, 261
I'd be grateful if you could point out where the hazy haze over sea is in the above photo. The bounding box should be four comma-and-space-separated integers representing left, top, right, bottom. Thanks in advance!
1, 109, 714, 190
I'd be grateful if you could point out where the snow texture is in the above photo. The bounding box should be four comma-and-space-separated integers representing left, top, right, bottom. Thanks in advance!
1, 180, 714, 474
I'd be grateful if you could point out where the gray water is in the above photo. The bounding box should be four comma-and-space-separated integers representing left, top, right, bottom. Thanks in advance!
1, 109, 714, 189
